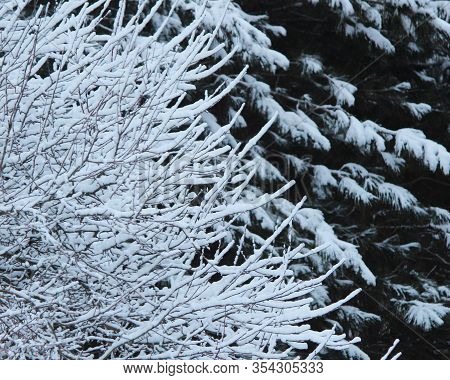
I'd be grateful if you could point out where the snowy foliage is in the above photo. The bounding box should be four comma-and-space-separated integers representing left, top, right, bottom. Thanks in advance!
396, 300, 450, 331
144, 0, 450, 356
0, 0, 365, 359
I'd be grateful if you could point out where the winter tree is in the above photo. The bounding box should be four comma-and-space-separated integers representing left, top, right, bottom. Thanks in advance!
120, 0, 450, 359
0, 0, 368, 359
249, 0, 450, 359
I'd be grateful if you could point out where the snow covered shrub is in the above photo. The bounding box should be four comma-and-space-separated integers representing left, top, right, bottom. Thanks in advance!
0, 0, 361, 359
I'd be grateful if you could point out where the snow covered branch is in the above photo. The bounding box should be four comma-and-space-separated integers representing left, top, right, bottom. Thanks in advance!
0, 0, 360, 359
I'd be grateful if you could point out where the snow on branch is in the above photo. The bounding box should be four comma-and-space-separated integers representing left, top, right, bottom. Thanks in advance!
326, 109, 450, 174
0, 0, 359, 359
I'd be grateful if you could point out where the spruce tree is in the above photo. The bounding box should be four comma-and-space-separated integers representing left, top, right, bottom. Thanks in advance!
223, 0, 450, 358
